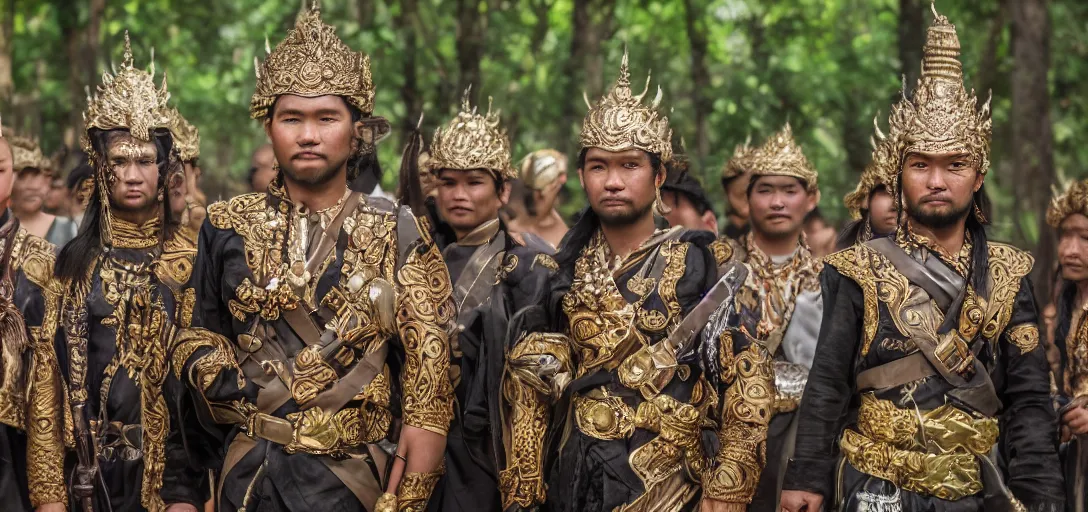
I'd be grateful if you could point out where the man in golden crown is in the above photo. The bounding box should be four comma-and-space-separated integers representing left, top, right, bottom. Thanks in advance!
8, 133, 78, 246
837, 116, 899, 250
165, 108, 207, 236
26, 32, 202, 512
720, 140, 755, 242
780, 6, 1062, 512
499, 49, 772, 512
704, 123, 822, 512
1043, 180, 1088, 508
0, 123, 63, 512
421, 92, 555, 512
160, 3, 454, 511
510, 148, 569, 248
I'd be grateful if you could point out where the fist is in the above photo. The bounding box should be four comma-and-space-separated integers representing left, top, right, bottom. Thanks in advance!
780, 490, 824, 512
1064, 406, 1088, 435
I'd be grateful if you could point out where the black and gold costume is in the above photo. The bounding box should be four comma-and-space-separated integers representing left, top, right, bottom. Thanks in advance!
0, 211, 59, 512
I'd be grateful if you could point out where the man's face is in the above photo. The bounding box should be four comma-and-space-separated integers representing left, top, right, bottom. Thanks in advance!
1059, 214, 1088, 283
167, 162, 187, 218
579, 148, 662, 226
868, 188, 898, 234
105, 132, 160, 213
747, 175, 816, 239
45, 177, 67, 213
901, 151, 981, 230
265, 95, 356, 189
250, 144, 277, 192
661, 190, 717, 233
12, 168, 50, 215
725, 173, 751, 221
0, 141, 12, 208
436, 169, 508, 236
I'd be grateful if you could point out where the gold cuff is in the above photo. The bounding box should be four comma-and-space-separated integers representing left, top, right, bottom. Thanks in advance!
396, 470, 443, 511
375, 492, 398, 512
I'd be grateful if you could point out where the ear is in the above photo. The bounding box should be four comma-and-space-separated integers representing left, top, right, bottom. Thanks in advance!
806, 190, 819, 214
577, 167, 585, 189
654, 166, 666, 189
973, 172, 984, 193
702, 210, 718, 233
558, 172, 568, 186
499, 181, 512, 206
263, 118, 273, 140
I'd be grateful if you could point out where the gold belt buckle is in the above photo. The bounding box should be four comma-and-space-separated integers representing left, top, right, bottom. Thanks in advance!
574, 392, 634, 440
248, 412, 295, 446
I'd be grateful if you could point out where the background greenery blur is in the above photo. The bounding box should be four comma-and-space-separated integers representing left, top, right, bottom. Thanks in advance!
2, 0, 1082, 297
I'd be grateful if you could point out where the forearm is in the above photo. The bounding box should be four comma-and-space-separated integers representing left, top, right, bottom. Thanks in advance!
26, 340, 67, 507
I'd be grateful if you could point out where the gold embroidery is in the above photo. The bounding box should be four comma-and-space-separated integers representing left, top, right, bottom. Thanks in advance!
395, 469, 444, 512
495, 253, 519, 284
207, 193, 287, 286
1007, 324, 1039, 354
580, 47, 672, 162
291, 345, 339, 407
532, 253, 558, 272
155, 226, 197, 292
710, 237, 735, 267
228, 277, 300, 322
428, 92, 515, 181
740, 233, 822, 343
108, 216, 161, 249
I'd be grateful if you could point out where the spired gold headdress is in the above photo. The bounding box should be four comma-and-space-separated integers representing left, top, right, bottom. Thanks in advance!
889, 3, 992, 175
167, 107, 200, 162
844, 115, 898, 219
428, 91, 515, 181
251, 0, 375, 120
520, 149, 568, 190
1047, 180, 1088, 228
721, 136, 755, 182
748, 123, 818, 191
580, 48, 672, 162
7, 132, 52, 173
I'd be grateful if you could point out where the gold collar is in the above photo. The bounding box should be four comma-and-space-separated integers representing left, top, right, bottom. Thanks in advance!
109, 216, 161, 249
456, 219, 501, 247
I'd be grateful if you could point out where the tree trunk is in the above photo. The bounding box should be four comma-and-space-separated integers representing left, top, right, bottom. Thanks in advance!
0, 0, 14, 111
1010, 0, 1055, 301
395, 0, 422, 143
455, 0, 489, 106
557, 0, 616, 155
682, 0, 710, 163
898, 0, 925, 88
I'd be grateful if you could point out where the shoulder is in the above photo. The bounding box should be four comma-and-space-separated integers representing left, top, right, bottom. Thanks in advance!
207, 192, 268, 231
12, 228, 57, 291
708, 235, 738, 267
822, 244, 876, 274
986, 241, 1034, 279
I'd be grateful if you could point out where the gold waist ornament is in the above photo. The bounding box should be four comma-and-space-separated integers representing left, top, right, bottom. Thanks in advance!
244, 404, 389, 458
573, 389, 703, 445
840, 394, 999, 501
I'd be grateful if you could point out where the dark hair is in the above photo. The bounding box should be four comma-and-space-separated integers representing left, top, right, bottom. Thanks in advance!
745, 175, 810, 197
66, 153, 93, 190
576, 147, 663, 175
1055, 277, 1076, 386
56, 129, 176, 280
805, 206, 826, 224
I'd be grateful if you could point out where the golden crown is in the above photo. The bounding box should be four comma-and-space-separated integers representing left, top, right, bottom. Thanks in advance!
1047, 179, 1088, 228
7, 132, 51, 173
82, 31, 172, 156
580, 48, 672, 162
844, 115, 898, 219
889, 3, 991, 174
428, 91, 515, 181
167, 108, 200, 162
251, 1, 375, 119
748, 123, 818, 191
721, 136, 756, 181
519, 149, 567, 190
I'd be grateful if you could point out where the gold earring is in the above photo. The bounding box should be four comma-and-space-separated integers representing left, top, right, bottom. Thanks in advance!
974, 202, 987, 224
654, 187, 672, 216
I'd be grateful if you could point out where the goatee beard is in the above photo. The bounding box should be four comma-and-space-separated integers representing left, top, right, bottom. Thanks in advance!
596, 201, 654, 227
906, 200, 972, 230
282, 161, 345, 188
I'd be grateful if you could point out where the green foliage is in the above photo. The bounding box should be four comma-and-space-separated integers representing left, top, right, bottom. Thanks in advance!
8, 0, 1087, 233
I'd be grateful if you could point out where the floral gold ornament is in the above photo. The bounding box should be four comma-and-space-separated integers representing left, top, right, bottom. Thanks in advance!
519, 149, 567, 190
580, 47, 672, 162
721, 136, 755, 182
7, 132, 52, 173
1047, 179, 1088, 228
428, 90, 515, 181
166, 107, 200, 162
748, 123, 818, 192
251, 0, 375, 119
888, 3, 992, 176
844, 115, 897, 219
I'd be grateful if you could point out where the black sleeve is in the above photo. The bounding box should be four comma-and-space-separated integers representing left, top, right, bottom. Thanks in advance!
999, 277, 1063, 510
781, 265, 863, 498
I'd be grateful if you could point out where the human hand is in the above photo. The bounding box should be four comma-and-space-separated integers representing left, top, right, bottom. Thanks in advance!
779, 490, 824, 512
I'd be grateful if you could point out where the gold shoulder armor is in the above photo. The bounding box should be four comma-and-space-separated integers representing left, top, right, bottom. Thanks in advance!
987, 242, 1034, 281
12, 229, 58, 294
822, 244, 882, 355
710, 237, 736, 267
207, 192, 267, 231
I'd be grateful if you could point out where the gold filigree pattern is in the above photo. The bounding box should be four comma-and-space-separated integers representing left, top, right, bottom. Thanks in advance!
251, 2, 375, 119
519, 149, 567, 190
395, 470, 443, 512
710, 237, 735, 268
166, 107, 200, 161
8, 132, 52, 172
748, 123, 818, 191
1049, 179, 1088, 227
228, 277, 301, 322
532, 253, 558, 272
1007, 323, 1039, 355
844, 115, 898, 219
155, 225, 197, 292
495, 253, 519, 285
429, 92, 515, 180
207, 193, 288, 286
580, 47, 672, 162
721, 137, 755, 181
290, 345, 338, 406
740, 233, 822, 343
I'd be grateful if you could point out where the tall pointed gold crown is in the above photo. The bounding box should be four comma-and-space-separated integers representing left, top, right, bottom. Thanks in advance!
428, 90, 515, 180
7, 132, 51, 173
520, 149, 568, 190
580, 48, 672, 162
721, 136, 755, 181
167, 108, 200, 162
82, 31, 172, 157
889, 3, 992, 174
1047, 179, 1088, 228
748, 123, 818, 191
251, 1, 375, 119
845, 115, 898, 219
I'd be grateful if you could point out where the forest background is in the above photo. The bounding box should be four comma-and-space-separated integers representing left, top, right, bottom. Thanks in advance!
0, 0, 1080, 300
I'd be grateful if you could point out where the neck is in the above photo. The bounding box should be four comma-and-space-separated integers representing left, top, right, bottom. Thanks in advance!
13, 208, 47, 223
282, 167, 348, 211
1076, 281, 1088, 310
600, 213, 656, 261
535, 208, 564, 229
910, 216, 968, 256
753, 229, 801, 257
727, 213, 747, 228
112, 205, 159, 226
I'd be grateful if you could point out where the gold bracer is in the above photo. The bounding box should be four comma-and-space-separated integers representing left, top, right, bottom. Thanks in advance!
840, 394, 999, 501
429, 91, 515, 181
1048, 179, 1088, 228
748, 123, 818, 192
394, 469, 443, 512
166, 107, 200, 162
251, 1, 375, 119
501, 332, 572, 510
580, 47, 672, 162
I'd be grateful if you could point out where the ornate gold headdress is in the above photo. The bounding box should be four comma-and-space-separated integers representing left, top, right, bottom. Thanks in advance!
167, 107, 200, 162
428, 91, 515, 181
251, 1, 375, 119
580, 48, 672, 162
1047, 179, 1088, 228
82, 31, 172, 157
748, 123, 818, 191
844, 115, 897, 219
7, 132, 51, 173
520, 149, 567, 190
721, 136, 755, 181
889, 3, 991, 174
